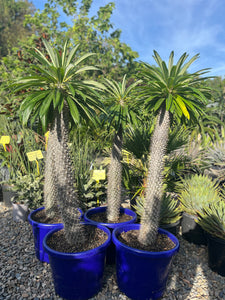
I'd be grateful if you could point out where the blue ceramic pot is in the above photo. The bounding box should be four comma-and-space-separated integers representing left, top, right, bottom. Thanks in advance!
43, 223, 111, 300
84, 206, 137, 264
28, 207, 83, 263
28, 207, 63, 263
112, 223, 180, 300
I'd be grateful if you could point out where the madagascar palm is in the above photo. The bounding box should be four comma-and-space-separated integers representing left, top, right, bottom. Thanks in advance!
103, 75, 142, 222
12, 39, 104, 244
137, 51, 210, 246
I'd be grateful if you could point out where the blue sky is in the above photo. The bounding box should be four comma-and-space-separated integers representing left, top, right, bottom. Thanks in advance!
32, 0, 225, 77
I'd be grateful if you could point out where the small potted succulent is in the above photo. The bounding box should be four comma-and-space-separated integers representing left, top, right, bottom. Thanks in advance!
178, 174, 220, 245
197, 200, 225, 276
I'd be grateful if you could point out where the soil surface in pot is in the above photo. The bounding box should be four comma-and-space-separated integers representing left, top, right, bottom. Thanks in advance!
118, 230, 176, 252
88, 211, 133, 223
47, 226, 108, 253
31, 209, 62, 224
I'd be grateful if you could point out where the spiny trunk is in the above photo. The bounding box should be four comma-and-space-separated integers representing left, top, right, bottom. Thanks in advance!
107, 125, 123, 222
44, 103, 84, 245
44, 112, 60, 218
138, 109, 170, 246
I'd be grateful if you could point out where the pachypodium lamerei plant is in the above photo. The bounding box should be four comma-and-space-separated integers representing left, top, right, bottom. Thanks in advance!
102, 75, 142, 222
137, 51, 211, 246
12, 39, 104, 245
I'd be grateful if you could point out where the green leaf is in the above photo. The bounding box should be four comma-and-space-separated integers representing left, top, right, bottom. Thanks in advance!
168, 51, 174, 75
67, 96, 80, 123
175, 95, 190, 119
42, 39, 59, 67
166, 94, 173, 111
39, 91, 54, 118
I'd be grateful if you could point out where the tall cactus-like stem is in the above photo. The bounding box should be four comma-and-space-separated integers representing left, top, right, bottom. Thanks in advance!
44, 103, 84, 245
138, 109, 170, 246
44, 113, 60, 218
55, 104, 84, 244
107, 125, 123, 222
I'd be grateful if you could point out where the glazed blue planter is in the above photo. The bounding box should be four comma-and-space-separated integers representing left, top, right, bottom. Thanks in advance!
84, 206, 137, 264
43, 223, 111, 300
28, 207, 83, 263
112, 224, 180, 300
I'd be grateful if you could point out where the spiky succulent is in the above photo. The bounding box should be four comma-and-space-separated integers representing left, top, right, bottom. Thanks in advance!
197, 200, 225, 240
12, 40, 104, 245
102, 75, 141, 222
133, 192, 182, 225
159, 193, 182, 225
136, 50, 210, 246
138, 109, 170, 245
178, 174, 220, 215
203, 142, 225, 184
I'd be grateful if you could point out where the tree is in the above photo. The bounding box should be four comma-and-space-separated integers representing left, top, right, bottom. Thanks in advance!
137, 51, 211, 246
102, 75, 141, 222
12, 39, 104, 245
0, 0, 34, 58
24, 0, 139, 80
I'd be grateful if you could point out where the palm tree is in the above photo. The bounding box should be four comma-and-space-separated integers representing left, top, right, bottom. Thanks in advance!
12, 39, 104, 244
103, 75, 142, 222
137, 51, 211, 246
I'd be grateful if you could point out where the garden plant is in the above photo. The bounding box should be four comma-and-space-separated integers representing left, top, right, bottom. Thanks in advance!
136, 50, 211, 247
12, 39, 104, 245
102, 75, 141, 222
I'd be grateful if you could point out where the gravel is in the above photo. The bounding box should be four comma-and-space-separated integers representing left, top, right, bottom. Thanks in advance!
1, 204, 225, 300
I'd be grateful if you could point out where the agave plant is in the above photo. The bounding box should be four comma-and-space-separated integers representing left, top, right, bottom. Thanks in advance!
102, 75, 142, 222
178, 174, 220, 215
197, 200, 225, 240
203, 142, 225, 184
12, 39, 104, 245
133, 193, 182, 225
136, 50, 210, 246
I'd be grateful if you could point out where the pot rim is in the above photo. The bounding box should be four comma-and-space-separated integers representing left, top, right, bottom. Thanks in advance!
206, 232, 225, 244
28, 206, 63, 227
112, 223, 180, 257
84, 206, 137, 229
43, 223, 111, 258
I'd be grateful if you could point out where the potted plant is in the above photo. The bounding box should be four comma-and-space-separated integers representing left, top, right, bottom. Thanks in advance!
12, 39, 111, 299
112, 51, 210, 299
8, 171, 44, 221
197, 200, 225, 276
178, 174, 220, 245
84, 75, 140, 263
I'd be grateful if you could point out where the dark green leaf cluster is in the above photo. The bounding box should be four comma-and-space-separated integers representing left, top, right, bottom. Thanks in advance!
137, 51, 211, 124
11, 39, 105, 132
102, 75, 142, 132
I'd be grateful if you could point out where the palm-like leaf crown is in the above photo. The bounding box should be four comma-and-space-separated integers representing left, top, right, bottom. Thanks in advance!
103, 75, 142, 131
13, 39, 104, 131
138, 50, 211, 122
